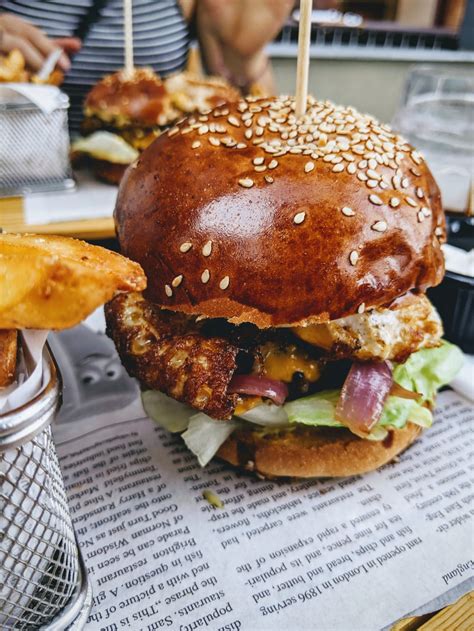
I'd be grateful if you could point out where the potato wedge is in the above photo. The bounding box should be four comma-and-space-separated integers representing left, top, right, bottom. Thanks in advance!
0, 233, 146, 330
0, 330, 18, 388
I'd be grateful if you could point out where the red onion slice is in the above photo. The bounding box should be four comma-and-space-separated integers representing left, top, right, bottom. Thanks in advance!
335, 361, 393, 437
229, 375, 289, 406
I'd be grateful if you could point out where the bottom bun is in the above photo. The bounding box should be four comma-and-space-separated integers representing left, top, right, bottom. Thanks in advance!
91, 159, 128, 185
217, 423, 422, 478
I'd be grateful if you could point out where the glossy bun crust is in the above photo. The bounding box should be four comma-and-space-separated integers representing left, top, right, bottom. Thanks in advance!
115, 96, 445, 327
217, 422, 421, 478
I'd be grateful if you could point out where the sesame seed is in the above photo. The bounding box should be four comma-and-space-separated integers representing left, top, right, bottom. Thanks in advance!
411, 168, 421, 177
332, 163, 344, 173
172, 275, 183, 288
201, 269, 210, 284
209, 137, 220, 147
368, 158, 377, 170
219, 276, 230, 290
293, 211, 306, 225
369, 194, 384, 205
227, 115, 240, 127
411, 151, 422, 165
347, 163, 357, 174
268, 159, 278, 169
202, 240, 212, 257
401, 177, 409, 189
358, 303, 366, 314
367, 169, 381, 180
417, 211, 425, 223
421, 206, 431, 217
357, 172, 368, 181
239, 178, 254, 188
181, 126, 193, 135
168, 127, 179, 137
165, 284, 173, 297
305, 161, 315, 173
342, 206, 355, 216
372, 220, 388, 232
389, 197, 400, 208
349, 250, 359, 265
180, 242, 192, 253
416, 187, 424, 199
358, 160, 368, 169
264, 175, 274, 183
367, 180, 378, 188
405, 197, 418, 208
236, 143, 247, 149
435, 226, 443, 236
198, 124, 209, 135
253, 157, 264, 166
254, 165, 266, 172
244, 129, 253, 139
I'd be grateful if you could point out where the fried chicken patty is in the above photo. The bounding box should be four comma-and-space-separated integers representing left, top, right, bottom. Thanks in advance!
293, 294, 442, 363
106, 292, 443, 420
105, 293, 241, 419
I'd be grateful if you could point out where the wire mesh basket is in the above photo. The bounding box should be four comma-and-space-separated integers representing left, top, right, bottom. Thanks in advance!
0, 346, 91, 630
0, 86, 75, 197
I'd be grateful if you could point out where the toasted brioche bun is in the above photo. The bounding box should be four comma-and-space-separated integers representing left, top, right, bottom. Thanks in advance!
217, 422, 422, 478
115, 95, 445, 328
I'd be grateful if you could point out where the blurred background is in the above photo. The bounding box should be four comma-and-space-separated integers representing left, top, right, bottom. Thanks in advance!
274, 0, 473, 121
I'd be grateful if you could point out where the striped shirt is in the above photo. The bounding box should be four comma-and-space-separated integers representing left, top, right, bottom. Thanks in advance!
2, 0, 190, 132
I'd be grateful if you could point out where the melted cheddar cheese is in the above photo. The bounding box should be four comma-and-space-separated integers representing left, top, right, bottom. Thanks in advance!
261, 343, 320, 383
235, 396, 263, 415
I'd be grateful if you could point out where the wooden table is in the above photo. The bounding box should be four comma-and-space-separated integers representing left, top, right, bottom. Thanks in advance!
0, 196, 115, 240
393, 590, 472, 630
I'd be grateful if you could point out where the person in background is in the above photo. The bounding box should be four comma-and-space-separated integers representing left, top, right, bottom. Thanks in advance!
0, 0, 293, 132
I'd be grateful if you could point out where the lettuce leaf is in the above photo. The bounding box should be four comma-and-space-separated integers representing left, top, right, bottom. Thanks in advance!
182, 415, 241, 466
392, 341, 464, 403
141, 390, 193, 433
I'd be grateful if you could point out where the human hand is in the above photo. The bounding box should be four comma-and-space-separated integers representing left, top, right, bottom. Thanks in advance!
0, 13, 81, 72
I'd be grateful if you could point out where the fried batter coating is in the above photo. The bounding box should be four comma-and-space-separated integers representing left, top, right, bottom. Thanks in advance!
293, 294, 442, 362
105, 293, 240, 419
0, 330, 17, 388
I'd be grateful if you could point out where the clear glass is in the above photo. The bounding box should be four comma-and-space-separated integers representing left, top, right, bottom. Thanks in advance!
392, 66, 474, 213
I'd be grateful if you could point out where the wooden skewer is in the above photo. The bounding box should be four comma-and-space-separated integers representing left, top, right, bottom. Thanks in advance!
123, 0, 134, 78
295, 0, 312, 118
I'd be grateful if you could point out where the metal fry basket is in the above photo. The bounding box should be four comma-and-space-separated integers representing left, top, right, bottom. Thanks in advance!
0, 347, 91, 630
0, 86, 75, 197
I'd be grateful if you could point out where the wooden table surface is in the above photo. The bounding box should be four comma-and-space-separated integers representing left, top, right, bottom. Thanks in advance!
0, 196, 115, 240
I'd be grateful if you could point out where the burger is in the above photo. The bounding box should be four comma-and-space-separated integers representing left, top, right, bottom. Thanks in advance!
105, 95, 463, 478
72, 68, 176, 184
72, 68, 239, 184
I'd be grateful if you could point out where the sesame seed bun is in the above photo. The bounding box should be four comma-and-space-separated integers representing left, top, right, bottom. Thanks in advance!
217, 422, 422, 478
115, 95, 445, 327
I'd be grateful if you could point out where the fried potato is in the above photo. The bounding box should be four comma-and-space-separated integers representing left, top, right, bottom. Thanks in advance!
0, 49, 28, 82
0, 330, 18, 388
0, 233, 146, 330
